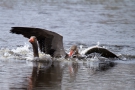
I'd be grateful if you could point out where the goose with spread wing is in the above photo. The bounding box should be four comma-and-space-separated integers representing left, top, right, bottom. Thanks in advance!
10, 27, 119, 59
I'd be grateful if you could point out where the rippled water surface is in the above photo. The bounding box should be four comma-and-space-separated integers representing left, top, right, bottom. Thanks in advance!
0, 0, 135, 90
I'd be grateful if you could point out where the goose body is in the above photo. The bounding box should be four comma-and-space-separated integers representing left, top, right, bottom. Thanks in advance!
10, 27, 67, 58
10, 27, 119, 59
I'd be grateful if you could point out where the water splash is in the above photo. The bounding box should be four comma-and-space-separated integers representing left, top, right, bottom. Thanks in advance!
88, 56, 100, 69
96, 41, 100, 46
0, 43, 32, 61
2, 43, 54, 61
11, 43, 30, 54
0, 43, 134, 62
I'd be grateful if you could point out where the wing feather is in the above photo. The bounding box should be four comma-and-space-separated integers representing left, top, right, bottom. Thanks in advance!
10, 27, 65, 57
85, 47, 119, 58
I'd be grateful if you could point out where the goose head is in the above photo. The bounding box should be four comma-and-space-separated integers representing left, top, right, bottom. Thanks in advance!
29, 36, 39, 57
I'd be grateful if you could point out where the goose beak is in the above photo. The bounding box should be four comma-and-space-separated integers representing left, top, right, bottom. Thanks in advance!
29, 37, 34, 43
69, 50, 74, 57
69, 45, 78, 57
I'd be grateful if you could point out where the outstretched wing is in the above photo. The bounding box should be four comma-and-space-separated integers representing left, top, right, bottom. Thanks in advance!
10, 27, 66, 57
84, 47, 119, 58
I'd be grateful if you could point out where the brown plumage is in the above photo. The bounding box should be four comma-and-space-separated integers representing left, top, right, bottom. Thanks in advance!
84, 47, 119, 58
10, 27, 119, 59
10, 27, 66, 57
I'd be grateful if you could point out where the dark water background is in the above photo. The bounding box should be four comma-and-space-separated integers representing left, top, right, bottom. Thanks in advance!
0, 0, 135, 90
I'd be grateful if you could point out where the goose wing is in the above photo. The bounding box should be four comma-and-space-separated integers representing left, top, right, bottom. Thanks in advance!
10, 27, 66, 57
83, 46, 119, 58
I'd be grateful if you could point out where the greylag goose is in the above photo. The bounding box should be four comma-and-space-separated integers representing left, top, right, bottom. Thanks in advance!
10, 27, 119, 59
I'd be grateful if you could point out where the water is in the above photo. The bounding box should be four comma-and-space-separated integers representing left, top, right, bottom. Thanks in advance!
0, 0, 135, 90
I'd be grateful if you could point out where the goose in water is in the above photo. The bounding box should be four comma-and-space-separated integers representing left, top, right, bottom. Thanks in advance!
10, 27, 119, 59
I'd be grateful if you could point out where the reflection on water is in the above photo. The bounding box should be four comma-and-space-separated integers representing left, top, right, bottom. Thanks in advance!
27, 61, 62, 90
1, 60, 134, 90
28, 61, 84, 90
0, 60, 115, 90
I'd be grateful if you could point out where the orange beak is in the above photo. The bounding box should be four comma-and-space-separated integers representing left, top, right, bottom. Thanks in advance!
29, 37, 34, 43
69, 50, 74, 57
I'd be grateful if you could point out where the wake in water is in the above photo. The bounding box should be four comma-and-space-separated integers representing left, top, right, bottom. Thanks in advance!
1, 43, 135, 71
0, 43, 134, 60
0, 43, 51, 61
0, 43, 31, 60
